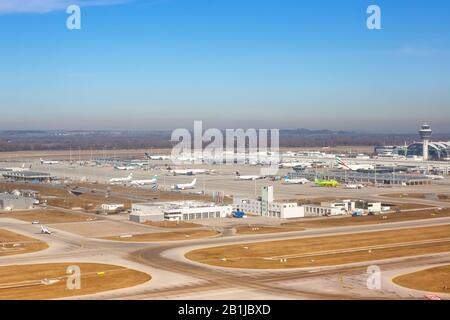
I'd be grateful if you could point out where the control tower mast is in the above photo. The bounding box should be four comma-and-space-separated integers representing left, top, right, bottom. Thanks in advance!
419, 123, 432, 161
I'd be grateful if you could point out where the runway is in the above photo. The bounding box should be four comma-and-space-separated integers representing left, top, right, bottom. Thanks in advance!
2, 212, 450, 299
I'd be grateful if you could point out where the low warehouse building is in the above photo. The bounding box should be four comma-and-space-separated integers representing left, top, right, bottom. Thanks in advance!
304, 200, 383, 217
0, 193, 36, 211
130, 201, 232, 223
2, 171, 53, 182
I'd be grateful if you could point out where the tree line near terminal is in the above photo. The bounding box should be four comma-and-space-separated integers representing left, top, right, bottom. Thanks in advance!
1, 130, 450, 152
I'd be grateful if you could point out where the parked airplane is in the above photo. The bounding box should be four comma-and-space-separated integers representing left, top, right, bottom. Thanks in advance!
279, 162, 312, 169
109, 173, 133, 184
172, 178, 197, 190
40, 158, 59, 165
235, 171, 265, 181
115, 165, 136, 171
168, 168, 208, 175
144, 152, 171, 161
41, 225, 52, 234
283, 176, 309, 184
129, 175, 158, 186
425, 175, 445, 180
335, 157, 374, 171
314, 178, 339, 187
345, 183, 364, 189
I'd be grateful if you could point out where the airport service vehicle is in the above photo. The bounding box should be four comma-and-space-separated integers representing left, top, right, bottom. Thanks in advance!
171, 178, 197, 190
314, 178, 339, 187
40, 158, 59, 165
283, 176, 309, 184
109, 173, 133, 184
235, 171, 265, 181
232, 210, 245, 218
345, 184, 364, 189
335, 156, 374, 171
145, 152, 171, 161
129, 175, 158, 186
31, 220, 40, 225
40, 225, 52, 234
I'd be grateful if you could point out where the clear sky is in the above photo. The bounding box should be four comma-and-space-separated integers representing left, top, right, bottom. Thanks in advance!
1, 0, 449, 132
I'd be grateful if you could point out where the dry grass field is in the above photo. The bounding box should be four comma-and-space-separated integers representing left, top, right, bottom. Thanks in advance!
0, 209, 89, 224
0, 182, 131, 212
283, 208, 450, 229
0, 229, 48, 256
381, 193, 428, 199
102, 229, 219, 242
393, 265, 450, 294
186, 224, 450, 269
0, 263, 151, 299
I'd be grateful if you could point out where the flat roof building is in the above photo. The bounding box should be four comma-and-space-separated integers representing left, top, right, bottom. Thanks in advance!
2, 171, 53, 182
0, 193, 36, 211
290, 168, 431, 186
233, 186, 305, 219
130, 201, 232, 223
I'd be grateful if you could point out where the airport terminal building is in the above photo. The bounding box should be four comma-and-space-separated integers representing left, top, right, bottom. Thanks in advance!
406, 141, 450, 160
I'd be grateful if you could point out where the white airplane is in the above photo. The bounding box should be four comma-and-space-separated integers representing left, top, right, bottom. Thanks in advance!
283, 176, 309, 184
345, 184, 365, 189
41, 225, 52, 234
335, 157, 374, 171
109, 173, 133, 184
172, 178, 197, 190
235, 171, 265, 181
129, 175, 158, 186
279, 162, 312, 169
425, 175, 445, 180
169, 168, 208, 176
145, 152, 171, 160
115, 165, 136, 171
40, 158, 59, 165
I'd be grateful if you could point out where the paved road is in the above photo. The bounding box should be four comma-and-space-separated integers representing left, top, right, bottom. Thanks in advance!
2, 214, 450, 299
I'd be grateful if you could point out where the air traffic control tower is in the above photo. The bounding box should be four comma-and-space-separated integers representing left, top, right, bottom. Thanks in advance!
419, 123, 432, 161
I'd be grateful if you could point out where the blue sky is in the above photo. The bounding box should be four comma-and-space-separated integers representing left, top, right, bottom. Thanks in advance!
0, 0, 449, 132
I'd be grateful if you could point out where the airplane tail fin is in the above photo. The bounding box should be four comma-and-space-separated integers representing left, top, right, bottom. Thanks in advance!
192, 178, 197, 185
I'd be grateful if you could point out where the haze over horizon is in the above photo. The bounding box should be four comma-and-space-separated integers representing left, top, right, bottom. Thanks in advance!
1, 0, 449, 132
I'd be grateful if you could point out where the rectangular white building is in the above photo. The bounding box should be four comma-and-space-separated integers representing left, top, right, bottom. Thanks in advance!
233, 186, 304, 219
130, 201, 232, 223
